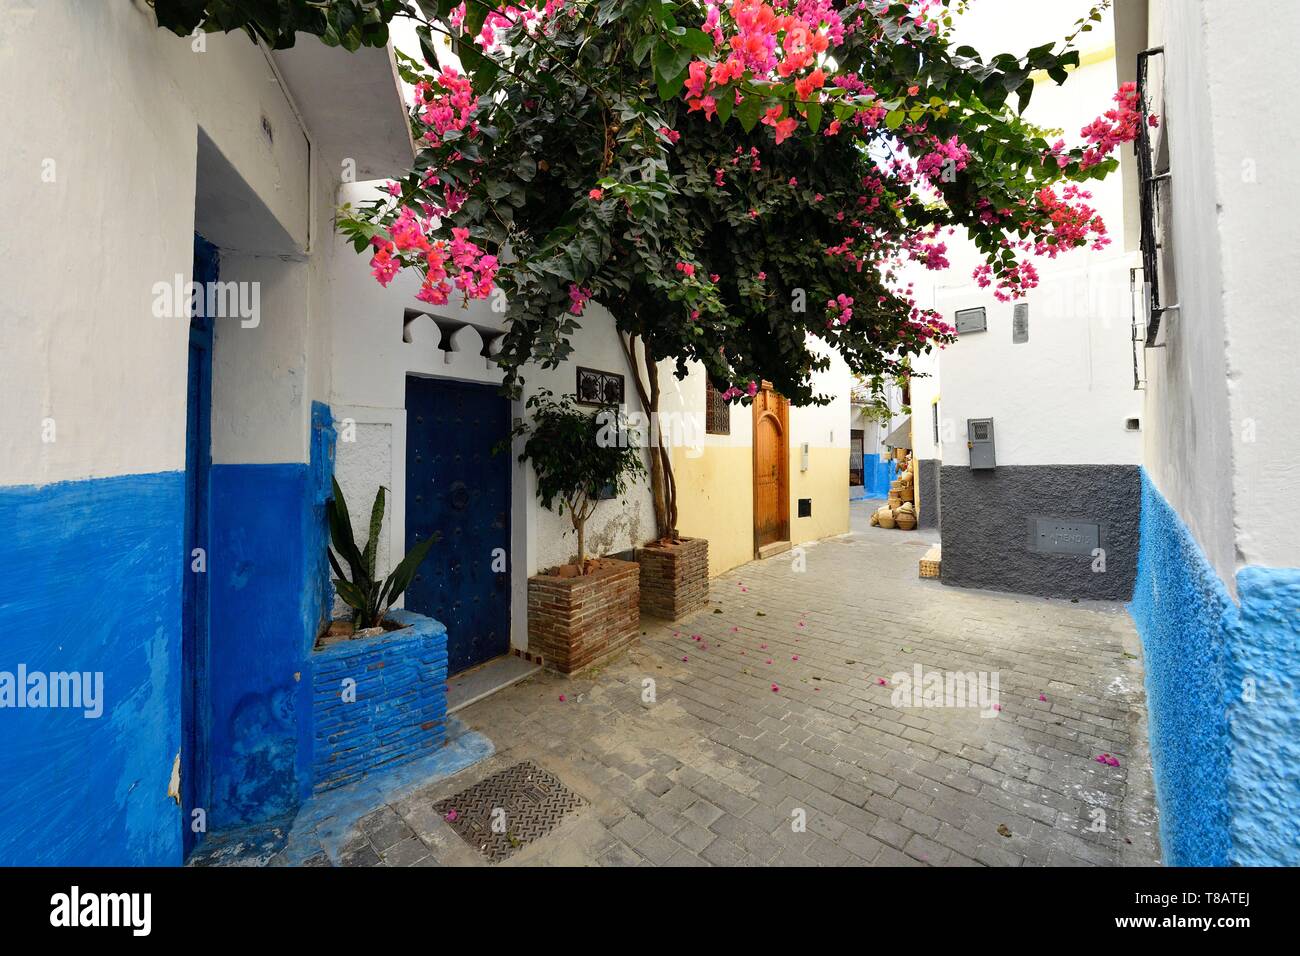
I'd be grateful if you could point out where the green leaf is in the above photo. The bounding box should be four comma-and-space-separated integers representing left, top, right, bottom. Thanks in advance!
737, 94, 764, 133
464, 0, 489, 37
327, 478, 365, 582
633, 33, 657, 65
653, 42, 693, 98
679, 28, 714, 57
801, 100, 823, 133
333, 577, 369, 612
715, 89, 734, 124
365, 486, 386, 579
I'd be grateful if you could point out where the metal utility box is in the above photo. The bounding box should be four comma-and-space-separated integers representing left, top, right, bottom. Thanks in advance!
1012, 303, 1029, 343
967, 418, 996, 469
955, 307, 987, 334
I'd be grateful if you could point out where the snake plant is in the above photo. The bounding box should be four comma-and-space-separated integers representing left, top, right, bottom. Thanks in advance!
327, 477, 437, 630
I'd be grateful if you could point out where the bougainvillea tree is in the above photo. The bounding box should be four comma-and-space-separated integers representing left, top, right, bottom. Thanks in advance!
156, 0, 1145, 540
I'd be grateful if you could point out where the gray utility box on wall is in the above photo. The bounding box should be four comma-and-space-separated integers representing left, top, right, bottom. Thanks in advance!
967, 418, 995, 469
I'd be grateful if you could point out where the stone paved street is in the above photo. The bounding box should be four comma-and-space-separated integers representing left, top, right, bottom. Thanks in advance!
314, 501, 1160, 867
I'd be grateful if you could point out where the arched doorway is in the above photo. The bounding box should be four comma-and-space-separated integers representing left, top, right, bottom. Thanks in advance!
752, 383, 790, 557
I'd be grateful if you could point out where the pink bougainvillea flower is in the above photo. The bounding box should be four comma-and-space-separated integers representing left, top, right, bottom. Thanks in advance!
992, 703, 1002, 712
1039, 694, 1047, 702
558, 694, 566, 702
766, 659, 773, 665
760, 643, 767, 649
771, 684, 780, 693
444, 809, 458, 822
1094, 754, 1121, 767
876, 678, 888, 686
682, 656, 689, 662
386, 180, 402, 196
792, 655, 799, 661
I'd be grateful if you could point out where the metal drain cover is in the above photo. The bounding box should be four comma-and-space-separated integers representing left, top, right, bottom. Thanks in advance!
433, 761, 585, 862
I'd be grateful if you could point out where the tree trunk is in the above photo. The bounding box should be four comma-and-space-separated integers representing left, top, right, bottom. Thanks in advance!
619, 331, 677, 541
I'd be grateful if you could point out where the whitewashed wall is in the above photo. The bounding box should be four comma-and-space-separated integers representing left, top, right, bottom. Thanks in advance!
0, 2, 317, 486
907, 4, 1143, 471
1163, 0, 1300, 572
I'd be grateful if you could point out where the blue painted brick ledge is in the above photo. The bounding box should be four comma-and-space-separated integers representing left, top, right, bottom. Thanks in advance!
311, 609, 449, 793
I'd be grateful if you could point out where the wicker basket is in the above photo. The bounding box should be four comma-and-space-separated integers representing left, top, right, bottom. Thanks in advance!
878, 511, 897, 529
896, 512, 917, 531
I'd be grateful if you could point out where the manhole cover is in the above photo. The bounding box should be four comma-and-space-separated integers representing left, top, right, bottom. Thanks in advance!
433, 761, 585, 863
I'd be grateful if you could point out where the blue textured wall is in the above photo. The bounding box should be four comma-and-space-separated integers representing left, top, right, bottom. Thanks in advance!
0, 473, 184, 866
1226, 567, 1300, 865
204, 403, 335, 831
312, 609, 449, 792
1131, 470, 1300, 865
863, 455, 894, 498
206, 463, 313, 827
1130, 472, 1233, 865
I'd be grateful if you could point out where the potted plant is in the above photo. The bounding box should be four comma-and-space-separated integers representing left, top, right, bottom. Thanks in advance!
513, 391, 645, 674
311, 478, 450, 794
324, 477, 438, 639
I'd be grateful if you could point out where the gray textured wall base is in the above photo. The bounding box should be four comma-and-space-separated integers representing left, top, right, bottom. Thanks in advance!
938, 464, 1140, 601
916, 459, 940, 530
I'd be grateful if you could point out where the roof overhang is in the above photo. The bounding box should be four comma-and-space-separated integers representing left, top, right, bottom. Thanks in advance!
884, 415, 913, 450
271, 40, 416, 181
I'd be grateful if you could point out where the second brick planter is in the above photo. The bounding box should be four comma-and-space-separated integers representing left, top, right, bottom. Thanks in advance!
636, 537, 709, 620
527, 558, 640, 674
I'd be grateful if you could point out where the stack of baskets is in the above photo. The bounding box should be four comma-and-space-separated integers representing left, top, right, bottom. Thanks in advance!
869, 453, 917, 531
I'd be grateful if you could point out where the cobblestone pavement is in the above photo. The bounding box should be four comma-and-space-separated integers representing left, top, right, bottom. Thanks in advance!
319, 501, 1160, 867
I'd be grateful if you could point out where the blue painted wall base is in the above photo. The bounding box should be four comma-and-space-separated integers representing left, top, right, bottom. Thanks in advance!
1130, 470, 1300, 866
862, 454, 895, 499
0, 473, 184, 866
312, 609, 449, 792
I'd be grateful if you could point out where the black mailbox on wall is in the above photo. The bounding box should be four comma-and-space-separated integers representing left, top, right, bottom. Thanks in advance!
967, 418, 996, 470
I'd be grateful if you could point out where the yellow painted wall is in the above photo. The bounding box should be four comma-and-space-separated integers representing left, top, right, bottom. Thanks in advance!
790, 447, 851, 549
673, 446, 755, 577
673, 444, 850, 578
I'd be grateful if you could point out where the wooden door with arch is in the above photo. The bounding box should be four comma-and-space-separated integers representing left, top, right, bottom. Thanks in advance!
752, 382, 790, 556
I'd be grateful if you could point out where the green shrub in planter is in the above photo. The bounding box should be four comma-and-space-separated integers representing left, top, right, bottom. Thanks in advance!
512, 391, 644, 573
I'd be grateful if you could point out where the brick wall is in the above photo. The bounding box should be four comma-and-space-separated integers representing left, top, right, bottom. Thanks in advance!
311, 610, 448, 793
637, 537, 709, 620
527, 558, 640, 674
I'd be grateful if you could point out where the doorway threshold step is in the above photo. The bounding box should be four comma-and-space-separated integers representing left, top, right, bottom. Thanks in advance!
447, 654, 541, 714
757, 540, 792, 560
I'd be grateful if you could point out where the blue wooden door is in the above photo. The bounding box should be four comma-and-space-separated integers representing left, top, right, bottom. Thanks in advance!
182, 234, 217, 857
405, 376, 511, 674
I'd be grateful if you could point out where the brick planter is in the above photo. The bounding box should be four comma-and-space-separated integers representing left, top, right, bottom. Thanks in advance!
636, 537, 709, 620
311, 609, 448, 793
527, 559, 640, 674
